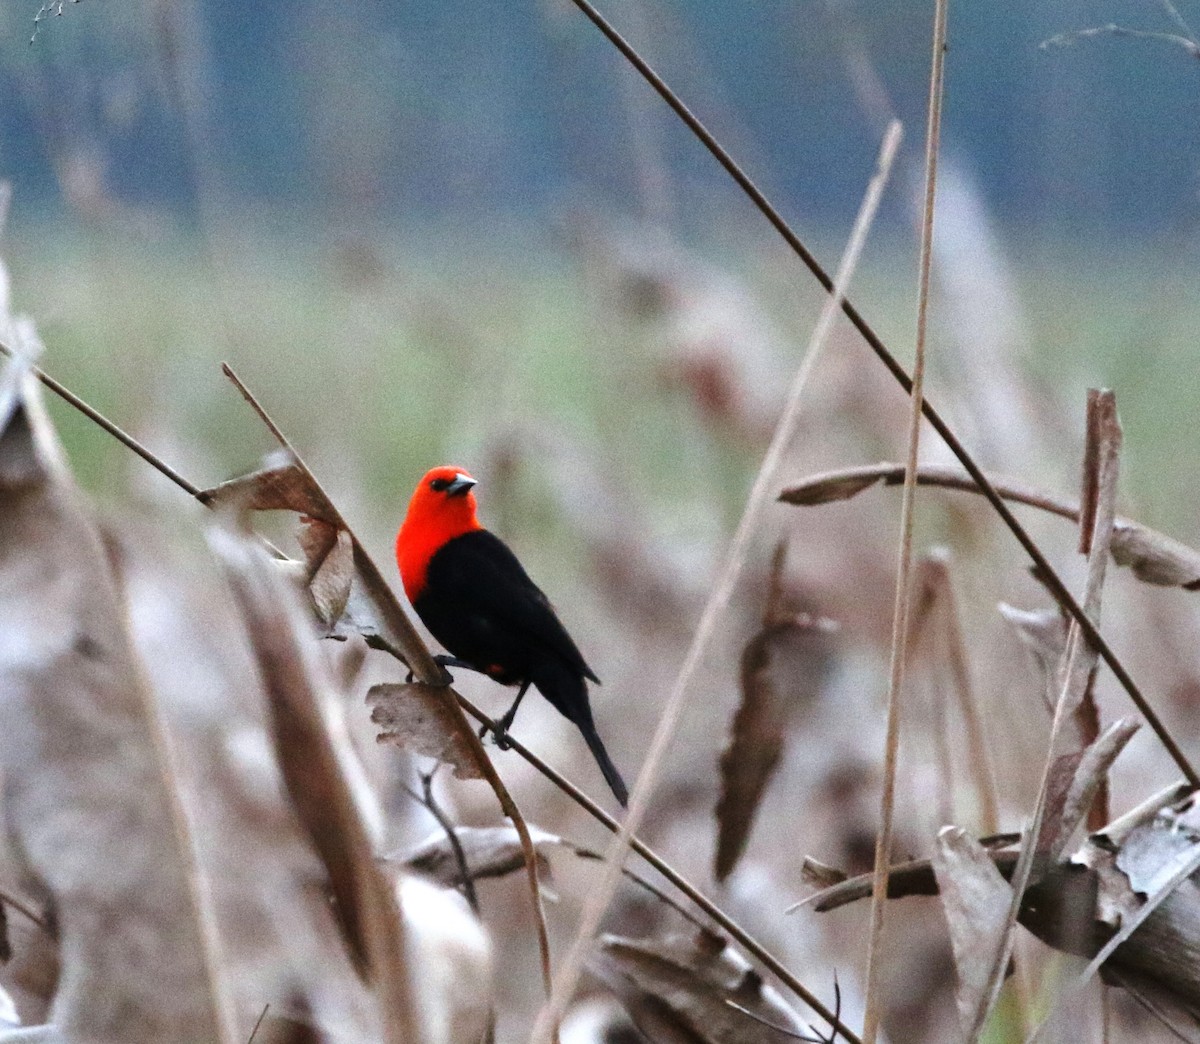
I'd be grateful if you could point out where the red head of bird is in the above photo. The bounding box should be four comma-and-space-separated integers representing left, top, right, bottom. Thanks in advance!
396, 465, 482, 603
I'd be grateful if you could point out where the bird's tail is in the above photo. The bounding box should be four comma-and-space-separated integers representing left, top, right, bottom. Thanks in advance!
536, 664, 629, 808
577, 715, 629, 809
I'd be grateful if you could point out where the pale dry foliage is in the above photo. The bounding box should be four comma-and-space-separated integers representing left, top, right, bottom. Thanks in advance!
4, 5, 1200, 1042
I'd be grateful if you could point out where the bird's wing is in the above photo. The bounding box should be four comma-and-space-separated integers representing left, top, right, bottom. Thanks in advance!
429, 529, 599, 683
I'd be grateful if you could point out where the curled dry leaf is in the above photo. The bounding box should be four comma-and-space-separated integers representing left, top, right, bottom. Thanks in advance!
200, 450, 334, 521
0, 362, 232, 1041
590, 930, 811, 1043
299, 520, 354, 627
1029, 810, 1200, 1029
367, 683, 482, 780
800, 858, 847, 891
714, 542, 829, 883
931, 826, 1014, 1036
1111, 526, 1200, 590
807, 796, 1200, 1025
997, 602, 1067, 712
778, 466, 889, 505
202, 453, 357, 630
713, 628, 787, 884
780, 461, 1200, 591
1043, 717, 1140, 862
399, 825, 566, 888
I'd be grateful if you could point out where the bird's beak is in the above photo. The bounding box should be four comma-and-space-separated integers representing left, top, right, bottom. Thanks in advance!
446, 474, 477, 497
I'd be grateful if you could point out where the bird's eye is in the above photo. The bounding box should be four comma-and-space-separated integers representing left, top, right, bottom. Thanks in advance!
430, 477, 451, 492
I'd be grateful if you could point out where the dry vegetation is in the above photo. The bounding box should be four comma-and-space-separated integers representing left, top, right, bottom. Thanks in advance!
3, 1, 1200, 1043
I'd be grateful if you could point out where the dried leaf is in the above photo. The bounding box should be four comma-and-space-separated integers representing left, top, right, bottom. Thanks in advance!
591, 931, 811, 1043
1027, 816, 1200, 1039
801, 844, 1022, 913
800, 858, 847, 891
1117, 820, 1200, 898
1049, 717, 1140, 861
931, 826, 1014, 1036
777, 465, 888, 505
399, 825, 566, 887
199, 450, 333, 522
998, 602, 1067, 712
367, 683, 483, 780
1111, 524, 1200, 589
714, 543, 827, 883
713, 629, 786, 884
304, 523, 354, 626
211, 527, 417, 1043
0, 368, 233, 1042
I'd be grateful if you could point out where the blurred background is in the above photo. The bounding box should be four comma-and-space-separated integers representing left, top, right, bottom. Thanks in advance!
3, 0, 1200, 1039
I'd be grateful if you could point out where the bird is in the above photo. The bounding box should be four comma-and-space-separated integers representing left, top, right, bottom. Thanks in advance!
396, 465, 629, 807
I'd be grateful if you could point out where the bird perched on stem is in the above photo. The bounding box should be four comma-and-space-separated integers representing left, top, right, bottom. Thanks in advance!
396, 465, 629, 807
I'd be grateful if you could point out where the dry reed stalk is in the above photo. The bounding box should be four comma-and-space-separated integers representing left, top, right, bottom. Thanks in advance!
973, 392, 1124, 1041
860, 2, 946, 1040
528, 121, 902, 1044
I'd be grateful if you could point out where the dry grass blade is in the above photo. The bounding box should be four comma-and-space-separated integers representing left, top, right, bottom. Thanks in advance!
210, 525, 417, 1041
974, 390, 1124, 1040
861, 4, 946, 1040
931, 827, 1016, 1036
591, 931, 815, 1044
713, 542, 830, 883
780, 461, 1200, 591
215, 365, 558, 1018
1040, 717, 1140, 862
0, 356, 235, 1042
530, 121, 900, 1044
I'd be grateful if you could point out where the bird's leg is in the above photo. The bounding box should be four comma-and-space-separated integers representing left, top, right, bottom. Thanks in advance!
482, 680, 530, 750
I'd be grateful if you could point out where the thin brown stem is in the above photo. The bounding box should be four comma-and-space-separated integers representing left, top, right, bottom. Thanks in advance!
862, 4, 946, 1040
245, 1004, 269, 1044
561, 0, 1197, 787
404, 769, 480, 915
0, 339, 203, 499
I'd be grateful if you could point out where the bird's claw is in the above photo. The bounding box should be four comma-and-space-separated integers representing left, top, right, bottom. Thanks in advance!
479, 719, 515, 750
